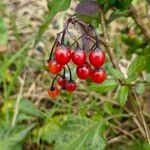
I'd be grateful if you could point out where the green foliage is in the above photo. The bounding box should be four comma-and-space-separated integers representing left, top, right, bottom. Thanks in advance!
107, 9, 129, 23
0, 17, 8, 44
37, 115, 107, 150
103, 102, 114, 114
33, 115, 66, 144
128, 56, 148, 78
0, 0, 150, 149
0, 41, 30, 77
98, 0, 132, 11
19, 99, 44, 118
48, 0, 71, 12
108, 68, 124, 80
98, 0, 106, 5
110, 141, 150, 150
55, 116, 107, 150
77, 0, 132, 26
135, 83, 145, 95
129, 141, 150, 150
89, 80, 118, 93
0, 124, 35, 150
125, 75, 137, 84
117, 86, 129, 107
114, 0, 132, 11
98, 0, 116, 11
121, 33, 145, 56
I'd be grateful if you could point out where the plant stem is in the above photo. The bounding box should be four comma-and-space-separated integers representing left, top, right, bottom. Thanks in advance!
99, 7, 123, 85
11, 73, 26, 127
67, 64, 72, 81
132, 91, 150, 144
130, 4, 150, 41
99, 6, 150, 142
51, 74, 62, 89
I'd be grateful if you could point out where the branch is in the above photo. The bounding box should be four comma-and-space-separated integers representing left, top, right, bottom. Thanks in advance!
99, 7, 123, 85
99, 7, 150, 142
130, 4, 150, 41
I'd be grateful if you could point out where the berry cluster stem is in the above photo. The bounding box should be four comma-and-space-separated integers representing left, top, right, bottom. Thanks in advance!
67, 64, 72, 81
50, 74, 61, 89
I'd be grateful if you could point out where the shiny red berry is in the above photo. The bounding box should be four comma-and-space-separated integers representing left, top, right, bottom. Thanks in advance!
91, 68, 106, 84
65, 80, 76, 92
89, 48, 105, 67
76, 63, 91, 79
48, 60, 63, 74
55, 45, 71, 65
72, 49, 86, 65
57, 76, 67, 86
48, 86, 60, 98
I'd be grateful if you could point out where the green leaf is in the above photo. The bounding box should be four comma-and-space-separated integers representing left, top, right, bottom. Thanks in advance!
135, 83, 145, 95
103, 0, 116, 11
145, 55, 150, 72
103, 102, 113, 114
0, 124, 35, 150
12, 144, 22, 150
143, 45, 150, 56
112, 36, 121, 58
128, 56, 147, 77
114, 0, 132, 11
33, 115, 66, 144
125, 75, 137, 84
55, 116, 107, 150
17, 113, 34, 122
0, 17, 8, 44
109, 68, 124, 79
98, 0, 106, 5
48, 0, 71, 12
36, 116, 107, 150
35, 0, 71, 44
118, 86, 129, 107
0, 41, 31, 76
19, 99, 44, 118
107, 9, 129, 23
89, 80, 118, 93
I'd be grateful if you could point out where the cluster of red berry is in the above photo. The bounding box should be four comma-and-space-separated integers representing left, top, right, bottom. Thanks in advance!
47, 17, 106, 98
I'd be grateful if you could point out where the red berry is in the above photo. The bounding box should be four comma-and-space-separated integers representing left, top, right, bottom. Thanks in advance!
76, 63, 91, 79
48, 86, 60, 98
72, 49, 86, 65
55, 45, 71, 65
57, 76, 67, 86
48, 60, 63, 74
91, 68, 106, 84
89, 48, 105, 67
65, 80, 76, 92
